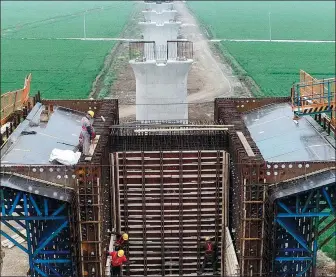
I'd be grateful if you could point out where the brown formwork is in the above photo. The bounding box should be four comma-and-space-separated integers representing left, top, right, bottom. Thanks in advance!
74, 99, 119, 277
214, 97, 336, 277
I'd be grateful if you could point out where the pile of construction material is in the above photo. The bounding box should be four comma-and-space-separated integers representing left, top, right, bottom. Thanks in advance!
1, 229, 27, 249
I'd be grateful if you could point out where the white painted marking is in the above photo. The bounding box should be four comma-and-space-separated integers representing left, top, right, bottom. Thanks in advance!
250, 116, 287, 127
210, 39, 336, 43
308, 145, 320, 160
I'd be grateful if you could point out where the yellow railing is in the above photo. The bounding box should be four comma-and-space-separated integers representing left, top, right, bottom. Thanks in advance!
1, 74, 31, 125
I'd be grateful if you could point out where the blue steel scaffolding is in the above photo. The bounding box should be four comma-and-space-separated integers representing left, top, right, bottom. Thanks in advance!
0, 187, 75, 277
272, 183, 336, 277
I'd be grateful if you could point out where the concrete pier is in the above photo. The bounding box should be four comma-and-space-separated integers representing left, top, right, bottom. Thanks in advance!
139, 21, 181, 44
142, 10, 177, 24
130, 59, 192, 122
145, 2, 174, 13
130, 1, 193, 123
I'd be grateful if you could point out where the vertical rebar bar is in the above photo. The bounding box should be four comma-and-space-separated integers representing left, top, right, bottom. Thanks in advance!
160, 151, 165, 276
178, 151, 183, 276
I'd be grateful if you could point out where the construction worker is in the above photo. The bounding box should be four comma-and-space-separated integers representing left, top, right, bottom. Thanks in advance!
107, 249, 128, 277
198, 237, 218, 275
112, 231, 129, 250
79, 110, 95, 156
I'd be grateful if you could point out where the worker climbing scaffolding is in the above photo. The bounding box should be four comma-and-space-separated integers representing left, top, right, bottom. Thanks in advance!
79, 110, 96, 156
198, 237, 219, 275
113, 232, 129, 251
107, 249, 129, 277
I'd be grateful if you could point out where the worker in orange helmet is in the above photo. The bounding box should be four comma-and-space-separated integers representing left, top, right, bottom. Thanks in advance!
107, 249, 128, 277
78, 110, 95, 156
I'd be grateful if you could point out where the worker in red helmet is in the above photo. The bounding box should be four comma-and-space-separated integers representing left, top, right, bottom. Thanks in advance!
198, 236, 218, 275
107, 249, 128, 277
79, 110, 95, 156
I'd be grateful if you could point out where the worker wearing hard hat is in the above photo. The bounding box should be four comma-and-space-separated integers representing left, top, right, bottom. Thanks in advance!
107, 250, 128, 277
112, 232, 129, 251
79, 110, 95, 156
198, 236, 218, 275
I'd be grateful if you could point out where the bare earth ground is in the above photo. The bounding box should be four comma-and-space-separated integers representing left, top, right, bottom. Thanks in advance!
110, 1, 251, 122
1, 221, 29, 276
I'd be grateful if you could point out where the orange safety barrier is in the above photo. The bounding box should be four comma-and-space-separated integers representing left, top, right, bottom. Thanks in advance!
1, 74, 32, 125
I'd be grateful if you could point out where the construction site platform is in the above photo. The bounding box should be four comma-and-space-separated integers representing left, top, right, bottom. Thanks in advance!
244, 102, 336, 162
1, 103, 84, 165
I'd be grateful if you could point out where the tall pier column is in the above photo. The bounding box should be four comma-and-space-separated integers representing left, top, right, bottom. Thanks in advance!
129, 1, 193, 123
142, 10, 177, 24
145, 2, 174, 13
130, 60, 192, 122
140, 22, 181, 44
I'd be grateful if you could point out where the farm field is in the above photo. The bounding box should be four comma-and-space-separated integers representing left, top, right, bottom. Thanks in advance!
318, 211, 336, 260
1, 1, 135, 98
219, 42, 335, 97
187, 1, 336, 97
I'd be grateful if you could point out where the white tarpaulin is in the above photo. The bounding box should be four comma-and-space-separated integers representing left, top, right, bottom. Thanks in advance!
49, 148, 81, 166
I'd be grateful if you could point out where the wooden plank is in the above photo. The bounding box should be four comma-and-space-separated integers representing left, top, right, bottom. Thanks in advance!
84, 135, 100, 161
236, 131, 255, 157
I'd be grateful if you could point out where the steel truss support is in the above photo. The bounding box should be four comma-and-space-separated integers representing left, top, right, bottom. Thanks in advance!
0, 187, 74, 277
272, 183, 336, 277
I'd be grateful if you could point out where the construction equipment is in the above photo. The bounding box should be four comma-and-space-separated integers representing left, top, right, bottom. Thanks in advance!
291, 70, 335, 131
0, 74, 32, 126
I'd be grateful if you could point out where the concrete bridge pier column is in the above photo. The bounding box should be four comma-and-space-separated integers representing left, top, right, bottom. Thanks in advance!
130, 60, 193, 122
139, 22, 181, 60
145, 2, 174, 13
142, 10, 177, 24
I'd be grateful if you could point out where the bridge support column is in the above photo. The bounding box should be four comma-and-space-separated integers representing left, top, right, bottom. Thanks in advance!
130, 59, 192, 122
139, 21, 181, 45
145, 2, 174, 13
142, 10, 177, 24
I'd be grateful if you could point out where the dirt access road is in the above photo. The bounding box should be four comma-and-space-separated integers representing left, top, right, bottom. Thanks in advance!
111, 1, 250, 121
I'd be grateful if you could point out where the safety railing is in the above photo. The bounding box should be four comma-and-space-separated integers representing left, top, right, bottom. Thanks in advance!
291, 71, 335, 116
1, 74, 32, 125
129, 40, 193, 62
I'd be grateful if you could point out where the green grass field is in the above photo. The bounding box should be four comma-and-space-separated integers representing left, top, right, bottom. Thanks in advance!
318, 212, 336, 260
1, 1, 135, 98
187, 1, 335, 41
187, 1, 335, 97
220, 42, 335, 97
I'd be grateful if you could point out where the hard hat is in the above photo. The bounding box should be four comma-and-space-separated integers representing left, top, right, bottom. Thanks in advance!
205, 237, 210, 241
122, 233, 129, 241
87, 110, 94, 118
117, 250, 124, 257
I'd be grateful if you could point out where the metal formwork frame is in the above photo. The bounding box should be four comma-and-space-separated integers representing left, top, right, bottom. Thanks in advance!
272, 183, 336, 277
0, 187, 74, 277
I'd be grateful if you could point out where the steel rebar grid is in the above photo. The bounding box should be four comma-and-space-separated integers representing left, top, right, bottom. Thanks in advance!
196, 151, 202, 272
141, 151, 148, 277
159, 151, 165, 276
178, 151, 184, 276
